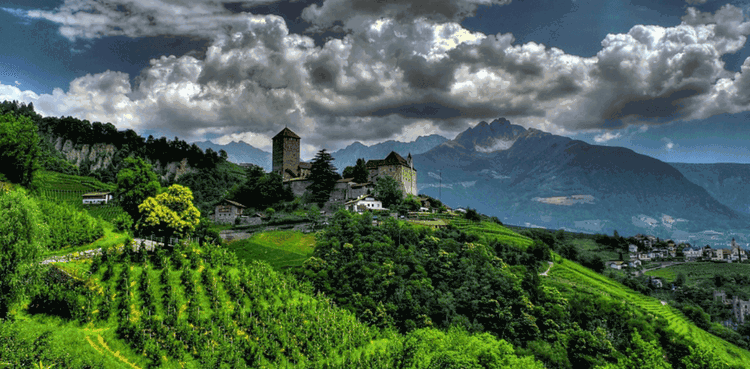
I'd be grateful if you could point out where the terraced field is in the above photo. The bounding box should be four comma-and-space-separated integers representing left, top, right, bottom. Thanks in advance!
35, 170, 126, 223
451, 220, 534, 249
646, 262, 750, 283
547, 256, 750, 366
224, 230, 317, 269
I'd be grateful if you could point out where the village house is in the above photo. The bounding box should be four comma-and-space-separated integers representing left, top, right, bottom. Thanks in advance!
213, 199, 246, 224
714, 291, 750, 324
608, 261, 624, 270
628, 260, 642, 268
345, 196, 385, 213
82, 191, 113, 205
683, 247, 703, 261
628, 244, 638, 253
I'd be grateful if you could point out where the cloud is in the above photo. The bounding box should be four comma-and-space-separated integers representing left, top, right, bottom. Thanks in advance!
662, 137, 676, 151
1, 7, 33, 25
7, 2, 750, 152
301, 0, 512, 31
593, 131, 622, 143
27, 0, 281, 41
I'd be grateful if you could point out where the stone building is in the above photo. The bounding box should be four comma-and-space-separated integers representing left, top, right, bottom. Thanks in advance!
272, 127, 300, 181
366, 151, 417, 197
272, 127, 310, 181
213, 199, 246, 224
714, 290, 750, 324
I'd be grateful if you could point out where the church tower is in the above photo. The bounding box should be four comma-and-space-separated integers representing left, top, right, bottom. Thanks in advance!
272, 127, 301, 181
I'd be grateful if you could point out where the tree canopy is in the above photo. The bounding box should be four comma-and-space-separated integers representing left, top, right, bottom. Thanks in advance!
116, 157, 162, 221
343, 158, 369, 183
228, 166, 293, 210
136, 184, 201, 238
0, 113, 40, 186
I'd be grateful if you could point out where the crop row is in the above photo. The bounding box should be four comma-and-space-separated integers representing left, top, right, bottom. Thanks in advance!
548, 259, 750, 366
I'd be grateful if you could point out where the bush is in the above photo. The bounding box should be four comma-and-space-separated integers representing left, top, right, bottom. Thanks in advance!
112, 212, 133, 232
36, 197, 103, 250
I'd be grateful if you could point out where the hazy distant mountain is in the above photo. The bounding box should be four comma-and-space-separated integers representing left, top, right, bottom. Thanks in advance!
330, 134, 449, 172
414, 118, 749, 240
669, 163, 750, 215
193, 141, 271, 171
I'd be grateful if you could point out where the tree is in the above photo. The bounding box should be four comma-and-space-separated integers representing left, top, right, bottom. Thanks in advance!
373, 175, 402, 208
465, 208, 481, 222
0, 188, 47, 317
611, 330, 671, 369
136, 184, 201, 239
353, 158, 368, 183
0, 113, 40, 186
116, 157, 161, 221
681, 345, 728, 369
307, 149, 339, 206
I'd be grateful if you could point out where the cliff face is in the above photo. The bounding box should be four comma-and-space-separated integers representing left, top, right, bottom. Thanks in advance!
51, 137, 194, 181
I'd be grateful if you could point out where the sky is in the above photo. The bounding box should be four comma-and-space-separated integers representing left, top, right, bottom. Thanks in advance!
2, 0, 750, 162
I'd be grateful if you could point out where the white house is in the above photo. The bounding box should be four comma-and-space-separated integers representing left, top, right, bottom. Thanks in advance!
683, 247, 703, 261
628, 244, 638, 253
628, 260, 642, 268
82, 192, 113, 205
345, 196, 384, 213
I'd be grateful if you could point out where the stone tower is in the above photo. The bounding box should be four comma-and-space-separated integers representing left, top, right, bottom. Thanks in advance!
272, 127, 300, 181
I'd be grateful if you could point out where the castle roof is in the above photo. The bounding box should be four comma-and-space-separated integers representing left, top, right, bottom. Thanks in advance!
273, 127, 300, 139
366, 151, 412, 169
384, 151, 408, 166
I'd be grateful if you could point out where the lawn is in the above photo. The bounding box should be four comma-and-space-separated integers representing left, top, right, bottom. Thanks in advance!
224, 230, 317, 269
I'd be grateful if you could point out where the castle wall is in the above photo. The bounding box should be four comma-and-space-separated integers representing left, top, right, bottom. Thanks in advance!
286, 179, 312, 197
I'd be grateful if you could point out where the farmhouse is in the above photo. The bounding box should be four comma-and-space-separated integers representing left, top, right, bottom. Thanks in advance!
213, 199, 246, 224
82, 191, 113, 205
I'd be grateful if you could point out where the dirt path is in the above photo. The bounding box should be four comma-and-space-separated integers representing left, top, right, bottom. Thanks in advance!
540, 261, 553, 276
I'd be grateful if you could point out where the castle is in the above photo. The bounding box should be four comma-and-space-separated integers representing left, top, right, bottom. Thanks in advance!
272, 127, 417, 200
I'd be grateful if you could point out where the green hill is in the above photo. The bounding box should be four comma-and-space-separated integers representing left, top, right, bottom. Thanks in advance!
224, 230, 316, 269
546, 255, 750, 367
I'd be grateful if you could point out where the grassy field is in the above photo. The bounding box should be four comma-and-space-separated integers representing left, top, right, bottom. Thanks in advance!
645, 262, 750, 282
451, 220, 534, 249
224, 230, 317, 269
571, 237, 621, 261
547, 255, 750, 366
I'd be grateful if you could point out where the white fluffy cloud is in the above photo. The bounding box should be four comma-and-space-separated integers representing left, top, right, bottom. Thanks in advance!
593, 132, 622, 143
5, 2, 750, 150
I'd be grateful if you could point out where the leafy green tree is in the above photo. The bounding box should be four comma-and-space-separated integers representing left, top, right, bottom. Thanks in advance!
681, 345, 729, 369
136, 184, 200, 239
0, 188, 47, 317
229, 168, 292, 210
308, 149, 339, 206
116, 157, 161, 221
373, 175, 402, 208
606, 330, 671, 369
0, 113, 40, 186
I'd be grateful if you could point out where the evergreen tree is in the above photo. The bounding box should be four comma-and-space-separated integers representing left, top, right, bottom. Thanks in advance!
308, 149, 339, 206
353, 158, 369, 183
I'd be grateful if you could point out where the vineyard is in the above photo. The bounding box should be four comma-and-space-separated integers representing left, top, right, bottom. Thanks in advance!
28, 240, 542, 368
546, 255, 750, 366
35, 170, 126, 223
450, 219, 534, 249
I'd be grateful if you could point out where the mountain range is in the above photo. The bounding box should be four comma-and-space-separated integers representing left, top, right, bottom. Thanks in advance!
412, 118, 750, 243
195, 119, 750, 243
